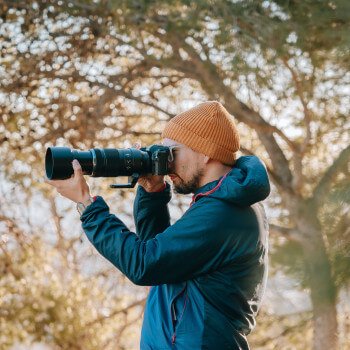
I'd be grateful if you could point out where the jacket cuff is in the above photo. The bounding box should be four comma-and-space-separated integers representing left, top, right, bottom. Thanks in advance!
137, 182, 171, 201
80, 196, 109, 222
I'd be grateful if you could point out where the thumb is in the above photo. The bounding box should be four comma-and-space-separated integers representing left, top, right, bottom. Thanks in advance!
72, 159, 82, 175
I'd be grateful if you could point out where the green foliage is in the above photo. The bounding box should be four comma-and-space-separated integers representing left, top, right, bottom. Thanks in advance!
0, 228, 143, 349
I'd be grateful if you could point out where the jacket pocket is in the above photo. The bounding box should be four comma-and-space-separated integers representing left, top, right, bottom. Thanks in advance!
170, 282, 188, 344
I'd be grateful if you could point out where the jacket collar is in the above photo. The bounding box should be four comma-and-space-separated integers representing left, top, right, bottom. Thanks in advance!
190, 169, 232, 206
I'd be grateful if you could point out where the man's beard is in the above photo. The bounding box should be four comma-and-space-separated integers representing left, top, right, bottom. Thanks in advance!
173, 168, 204, 195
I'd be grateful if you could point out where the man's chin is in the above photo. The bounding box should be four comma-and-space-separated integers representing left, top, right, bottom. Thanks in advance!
173, 170, 203, 195
173, 182, 195, 195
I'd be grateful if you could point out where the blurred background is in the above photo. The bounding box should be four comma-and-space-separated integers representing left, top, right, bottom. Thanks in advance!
0, 1, 349, 349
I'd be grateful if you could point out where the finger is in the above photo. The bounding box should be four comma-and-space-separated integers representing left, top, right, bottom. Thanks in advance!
72, 159, 83, 176
132, 142, 141, 149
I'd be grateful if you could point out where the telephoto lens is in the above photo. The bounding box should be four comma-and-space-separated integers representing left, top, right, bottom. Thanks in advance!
45, 147, 92, 180
45, 146, 169, 180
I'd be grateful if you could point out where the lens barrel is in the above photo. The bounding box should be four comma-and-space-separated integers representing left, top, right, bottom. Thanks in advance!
45, 147, 152, 180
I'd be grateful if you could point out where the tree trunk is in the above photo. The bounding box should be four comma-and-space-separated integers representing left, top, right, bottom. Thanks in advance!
294, 201, 338, 350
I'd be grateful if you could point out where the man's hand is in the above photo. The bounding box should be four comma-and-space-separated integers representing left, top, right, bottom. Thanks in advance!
133, 143, 166, 192
45, 159, 92, 204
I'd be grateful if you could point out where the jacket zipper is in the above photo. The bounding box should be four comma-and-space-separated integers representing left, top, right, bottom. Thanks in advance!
170, 282, 188, 345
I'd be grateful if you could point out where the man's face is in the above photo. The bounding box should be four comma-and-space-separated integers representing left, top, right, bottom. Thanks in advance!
163, 138, 205, 194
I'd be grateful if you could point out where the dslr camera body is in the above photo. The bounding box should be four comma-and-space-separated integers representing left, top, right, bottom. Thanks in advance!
45, 145, 170, 188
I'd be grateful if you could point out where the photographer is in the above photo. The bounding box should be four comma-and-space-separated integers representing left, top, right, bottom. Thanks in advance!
46, 101, 270, 350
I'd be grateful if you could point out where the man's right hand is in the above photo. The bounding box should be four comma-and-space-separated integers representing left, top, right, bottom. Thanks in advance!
133, 143, 166, 192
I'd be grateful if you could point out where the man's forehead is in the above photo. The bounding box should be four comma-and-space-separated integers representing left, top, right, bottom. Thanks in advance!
162, 138, 182, 147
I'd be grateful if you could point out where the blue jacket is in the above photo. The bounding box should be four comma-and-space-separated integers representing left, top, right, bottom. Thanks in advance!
81, 155, 270, 349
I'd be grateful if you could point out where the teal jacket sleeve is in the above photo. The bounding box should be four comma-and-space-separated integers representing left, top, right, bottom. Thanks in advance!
133, 182, 171, 241
81, 196, 263, 286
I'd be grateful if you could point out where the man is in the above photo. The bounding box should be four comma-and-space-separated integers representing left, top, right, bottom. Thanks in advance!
46, 101, 270, 349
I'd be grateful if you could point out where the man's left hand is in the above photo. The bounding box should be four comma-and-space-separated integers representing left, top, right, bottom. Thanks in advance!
45, 159, 92, 204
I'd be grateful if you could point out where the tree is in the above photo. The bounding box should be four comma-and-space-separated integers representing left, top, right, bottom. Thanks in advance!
0, 1, 349, 349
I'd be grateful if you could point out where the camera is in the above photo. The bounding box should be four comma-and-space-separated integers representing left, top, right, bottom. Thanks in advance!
45, 145, 170, 188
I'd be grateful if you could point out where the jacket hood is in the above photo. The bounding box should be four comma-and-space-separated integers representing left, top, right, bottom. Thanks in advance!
192, 155, 270, 207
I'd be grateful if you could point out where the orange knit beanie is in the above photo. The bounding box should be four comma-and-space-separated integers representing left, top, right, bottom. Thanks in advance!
162, 101, 240, 165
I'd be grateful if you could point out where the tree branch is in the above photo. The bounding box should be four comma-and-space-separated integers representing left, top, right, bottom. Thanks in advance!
108, 90, 175, 118
124, 130, 162, 137
174, 36, 298, 150
85, 296, 147, 327
312, 144, 350, 207
239, 146, 255, 156
49, 196, 65, 249
281, 56, 312, 155
239, 147, 296, 197
0, 241, 21, 278
281, 56, 312, 193
41, 67, 176, 119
